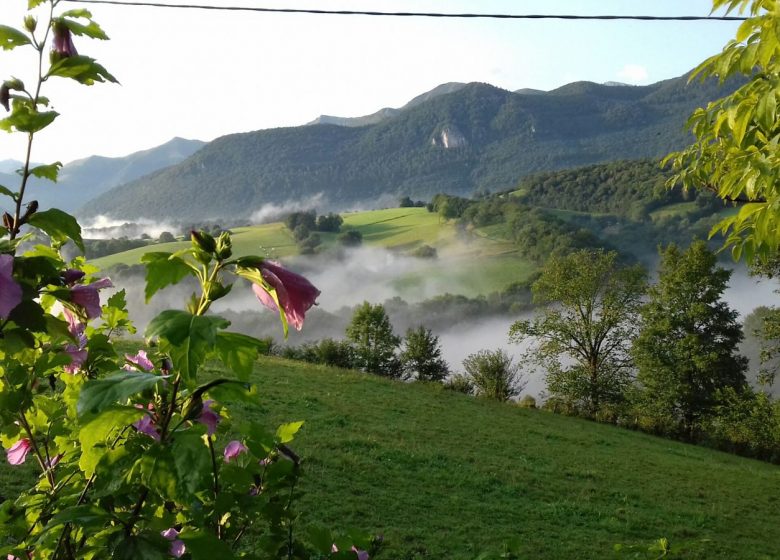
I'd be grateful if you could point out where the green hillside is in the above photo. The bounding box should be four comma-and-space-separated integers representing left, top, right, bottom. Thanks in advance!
92, 208, 537, 297
81, 75, 740, 221
5, 356, 774, 559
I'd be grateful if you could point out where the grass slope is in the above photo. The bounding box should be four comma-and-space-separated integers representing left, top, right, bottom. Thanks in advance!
228, 358, 777, 559
2, 356, 778, 558
91, 208, 537, 296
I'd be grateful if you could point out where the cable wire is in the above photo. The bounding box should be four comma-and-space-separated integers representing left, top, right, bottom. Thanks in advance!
60, 0, 748, 21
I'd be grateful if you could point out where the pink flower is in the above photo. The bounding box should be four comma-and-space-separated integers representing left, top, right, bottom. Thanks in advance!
251, 261, 320, 331
0, 254, 22, 319
124, 350, 154, 372
223, 440, 248, 462
197, 400, 219, 436
70, 277, 112, 319
161, 528, 186, 558
132, 404, 160, 441
63, 309, 87, 374
62, 268, 85, 285
6, 438, 32, 465
351, 546, 369, 560
45, 453, 63, 469
52, 22, 77, 57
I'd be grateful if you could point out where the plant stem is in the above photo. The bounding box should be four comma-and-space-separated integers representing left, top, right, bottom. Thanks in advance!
207, 436, 222, 539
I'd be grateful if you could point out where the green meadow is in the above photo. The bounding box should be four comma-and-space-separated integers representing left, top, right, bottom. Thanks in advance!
91, 208, 537, 297
5, 356, 775, 559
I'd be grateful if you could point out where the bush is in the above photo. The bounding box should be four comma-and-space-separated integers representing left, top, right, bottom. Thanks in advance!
316, 213, 343, 232
338, 229, 363, 247
463, 349, 525, 402
444, 374, 474, 395
517, 395, 537, 409
411, 244, 437, 259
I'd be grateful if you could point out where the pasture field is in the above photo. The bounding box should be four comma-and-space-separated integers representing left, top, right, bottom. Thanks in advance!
91, 208, 537, 296
213, 358, 780, 558
3, 355, 778, 558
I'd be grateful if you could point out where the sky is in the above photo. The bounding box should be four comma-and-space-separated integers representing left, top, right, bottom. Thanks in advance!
0, 0, 744, 165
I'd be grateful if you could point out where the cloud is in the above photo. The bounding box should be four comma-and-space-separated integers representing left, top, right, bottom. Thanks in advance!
616, 64, 649, 84
249, 193, 326, 224
81, 215, 179, 240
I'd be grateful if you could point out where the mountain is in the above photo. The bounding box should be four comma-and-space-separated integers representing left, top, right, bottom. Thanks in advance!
306, 82, 466, 127
82, 73, 738, 221
0, 137, 206, 213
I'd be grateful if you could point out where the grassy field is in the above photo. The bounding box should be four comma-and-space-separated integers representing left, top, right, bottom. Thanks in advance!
230, 359, 779, 558
3, 356, 778, 558
91, 208, 537, 296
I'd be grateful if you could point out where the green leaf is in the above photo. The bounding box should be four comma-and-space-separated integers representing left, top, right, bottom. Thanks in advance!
146, 311, 229, 382
79, 406, 144, 476
179, 531, 235, 560
46, 505, 114, 530
47, 55, 118, 85
60, 17, 109, 40
171, 431, 211, 499
134, 446, 178, 500
141, 252, 195, 303
276, 421, 304, 444
0, 107, 58, 134
0, 185, 17, 199
28, 0, 46, 8
215, 332, 267, 380
27, 208, 84, 251
28, 162, 62, 182
78, 371, 164, 416
0, 25, 31, 50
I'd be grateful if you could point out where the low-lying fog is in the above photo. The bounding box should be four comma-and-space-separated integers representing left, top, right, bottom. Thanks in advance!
102, 240, 778, 401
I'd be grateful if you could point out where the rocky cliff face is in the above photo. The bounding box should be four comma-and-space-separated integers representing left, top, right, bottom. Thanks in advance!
431, 125, 467, 148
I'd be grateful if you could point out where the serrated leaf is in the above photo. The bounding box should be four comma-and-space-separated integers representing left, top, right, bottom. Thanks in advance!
0, 107, 58, 133
77, 371, 164, 416
27, 208, 84, 251
28, 0, 46, 8
141, 252, 195, 303
0, 25, 31, 50
47, 55, 118, 85
61, 17, 109, 40
276, 421, 304, 444
28, 162, 62, 182
46, 505, 114, 530
171, 431, 211, 499
78, 406, 144, 476
146, 311, 229, 382
215, 331, 267, 380
0, 185, 17, 199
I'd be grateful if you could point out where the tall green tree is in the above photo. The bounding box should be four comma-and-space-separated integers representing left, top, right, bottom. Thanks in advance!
345, 302, 401, 377
400, 326, 449, 382
632, 241, 748, 439
509, 249, 646, 414
665, 0, 780, 262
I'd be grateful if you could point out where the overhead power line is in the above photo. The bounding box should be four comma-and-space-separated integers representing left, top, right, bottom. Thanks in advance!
61, 0, 748, 21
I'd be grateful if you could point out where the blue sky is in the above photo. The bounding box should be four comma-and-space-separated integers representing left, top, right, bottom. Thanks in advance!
0, 0, 743, 163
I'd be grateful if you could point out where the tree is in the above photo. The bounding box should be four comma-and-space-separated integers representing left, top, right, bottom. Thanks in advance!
345, 302, 401, 377
462, 349, 524, 401
509, 249, 646, 414
400, 326, 449, 382
158, 231, 176, 243
338, 229, 363, 247
632, 241, 748, 439
664, 0, 780, 262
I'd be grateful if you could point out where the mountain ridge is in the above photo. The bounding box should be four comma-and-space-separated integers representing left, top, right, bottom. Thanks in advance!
82, 73, 738, 221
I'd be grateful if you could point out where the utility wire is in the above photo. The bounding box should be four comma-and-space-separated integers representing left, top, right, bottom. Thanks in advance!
61, 0, 748, 21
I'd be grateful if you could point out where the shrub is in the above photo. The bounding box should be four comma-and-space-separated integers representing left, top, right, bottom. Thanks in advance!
463, 349, 525, 402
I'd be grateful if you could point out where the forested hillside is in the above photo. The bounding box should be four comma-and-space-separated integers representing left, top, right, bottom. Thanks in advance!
82, 74, 739, 221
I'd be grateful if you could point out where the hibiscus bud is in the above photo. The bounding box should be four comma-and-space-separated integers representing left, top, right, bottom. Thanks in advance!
51, 21, 77, 58
19, 200, 38, 224
0, 84, 9, 112
2, 212, 13, 231
216, 231, 232, 260
24, 16, 37, 33
190, 229, 216, 254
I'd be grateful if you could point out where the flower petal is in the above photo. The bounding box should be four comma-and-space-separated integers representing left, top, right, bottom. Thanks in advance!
0, 254, 22, 319
6, 439, 31, 466
223, 440, 248, 462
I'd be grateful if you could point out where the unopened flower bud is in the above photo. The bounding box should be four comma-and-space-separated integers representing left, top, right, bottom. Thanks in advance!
216, 232, 232, 260
2, 212, 14, 231
190, 229, 216, 254
0, 84, 9, 112
24, 16, 37, 33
